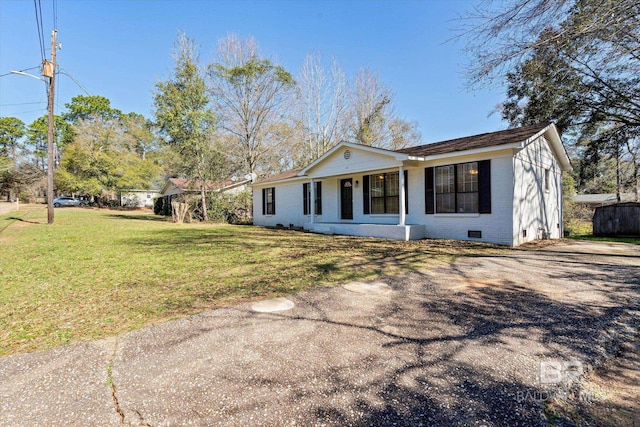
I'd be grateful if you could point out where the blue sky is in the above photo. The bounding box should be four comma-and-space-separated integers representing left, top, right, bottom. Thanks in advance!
0, 0, 506, 143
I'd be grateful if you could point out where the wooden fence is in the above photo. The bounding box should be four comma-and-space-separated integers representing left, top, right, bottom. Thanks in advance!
593, 202, 640, 237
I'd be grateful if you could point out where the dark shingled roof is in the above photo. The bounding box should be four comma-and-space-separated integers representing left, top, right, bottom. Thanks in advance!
255, 124, 555, 184
396, 123, 551, 157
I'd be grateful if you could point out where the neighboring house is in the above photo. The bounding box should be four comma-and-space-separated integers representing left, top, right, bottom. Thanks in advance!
158, 177, 251, 213
119, 189, 161, 208
573, 192, 638, 210
252, 123, 572, 246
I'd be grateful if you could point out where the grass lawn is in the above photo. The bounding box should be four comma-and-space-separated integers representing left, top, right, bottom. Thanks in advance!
0, 207, 507, 356
570, 235, 640, 245
565, 219, 640, 245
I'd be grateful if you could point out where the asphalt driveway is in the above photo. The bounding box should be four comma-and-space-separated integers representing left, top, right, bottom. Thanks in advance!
1, 240, 638, 426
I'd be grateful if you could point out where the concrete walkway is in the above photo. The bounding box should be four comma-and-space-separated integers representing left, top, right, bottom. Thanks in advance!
0, 201, 19, 216
1, 241, 638, 426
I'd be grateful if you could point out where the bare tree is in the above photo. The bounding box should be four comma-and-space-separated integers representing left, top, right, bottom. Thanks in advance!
462, 0, 640, 196
206, 34, 295, 177
349, 67, 392, 146
349, 67, 420, 149
294, 53, 350, 163
460, 0, 639, 87
388, 118, 422, 151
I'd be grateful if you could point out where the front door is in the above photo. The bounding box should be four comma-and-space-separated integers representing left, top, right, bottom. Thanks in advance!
340, 178, 353, 220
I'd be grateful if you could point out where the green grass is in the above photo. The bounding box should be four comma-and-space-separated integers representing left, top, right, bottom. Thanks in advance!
566, 219, 640, 244
565, 219, 640, 244
565, 219, 593, 236
0, 207, 506, 356
570, 235, 640, 245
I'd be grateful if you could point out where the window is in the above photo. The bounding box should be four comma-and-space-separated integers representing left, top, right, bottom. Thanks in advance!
544, 168, 550, 192
436, 162, 478, 213
364, 171, 408, 215
456, 162, 479, 213
370, 172, 399, 214
426, 160, 491, 214
435, 165, 455, 213
303, 182, 322, 215
262, 187, 275, 215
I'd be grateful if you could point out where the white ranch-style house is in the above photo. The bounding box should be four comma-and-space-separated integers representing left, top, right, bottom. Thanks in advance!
252, 123, 572, 246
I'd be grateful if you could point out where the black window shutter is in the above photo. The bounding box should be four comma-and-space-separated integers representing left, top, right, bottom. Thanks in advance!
272, 187, 276, 215
425, 167, 434, 214
404, 170, 409, 215
478, 160, 491, 214
262, 188, 266, 215
363, 175, 370, 214
316, 182, 322, 215
303, 183, 309, 215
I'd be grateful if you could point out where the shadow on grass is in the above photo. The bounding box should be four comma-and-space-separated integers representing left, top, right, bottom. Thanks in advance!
0, 212, 44, 234
105, 213, 170, 222
6, 216, 44, 225
118, 225, 486, 273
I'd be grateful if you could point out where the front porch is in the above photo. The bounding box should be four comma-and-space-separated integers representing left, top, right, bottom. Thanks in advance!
304, 222, 426, 241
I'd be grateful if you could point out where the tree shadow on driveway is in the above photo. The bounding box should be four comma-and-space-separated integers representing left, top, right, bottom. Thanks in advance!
106, 243, 640, 426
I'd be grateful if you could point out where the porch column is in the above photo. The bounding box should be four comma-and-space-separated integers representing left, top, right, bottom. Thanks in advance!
310, 178, 315, 224
398, 165, 406, 226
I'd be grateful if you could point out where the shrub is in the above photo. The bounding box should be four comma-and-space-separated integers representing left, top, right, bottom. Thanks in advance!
153, 197, 166, 215
190, 191, 252, 224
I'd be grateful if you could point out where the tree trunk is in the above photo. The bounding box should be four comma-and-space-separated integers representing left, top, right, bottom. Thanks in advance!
200, 184, 208, 222
171, 199, 190, 223
616, 142, 621, 203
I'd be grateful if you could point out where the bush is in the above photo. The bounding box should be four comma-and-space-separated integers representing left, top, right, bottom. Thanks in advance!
153, 197, 166, 215
190, 191, 252, 224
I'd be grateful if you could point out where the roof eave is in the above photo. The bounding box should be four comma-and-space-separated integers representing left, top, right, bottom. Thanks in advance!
544, 124, 573, 171
216, 180, 251, 192
251, 175, 309, 187
420, 143, 522, 162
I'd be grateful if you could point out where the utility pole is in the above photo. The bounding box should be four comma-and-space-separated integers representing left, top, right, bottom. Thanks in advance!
44, 30, 57, 224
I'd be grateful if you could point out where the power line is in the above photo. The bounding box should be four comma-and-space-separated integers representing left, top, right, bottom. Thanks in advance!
38, 0, 45, 55
33, 0, 46, 61
0, 66, 42, 78
0, 108, 48, 115
0, 101, 47, 106
59, 68, 92, 95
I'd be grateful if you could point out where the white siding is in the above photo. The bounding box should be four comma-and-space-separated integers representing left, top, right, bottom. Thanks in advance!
254, 157, 517, 245
512, 136, 563, 245
253, 180, 309, 228
308, 147, 400, 177
252, 137, 566, 246
420, 156, 515, 246
120, 191, 159, 208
